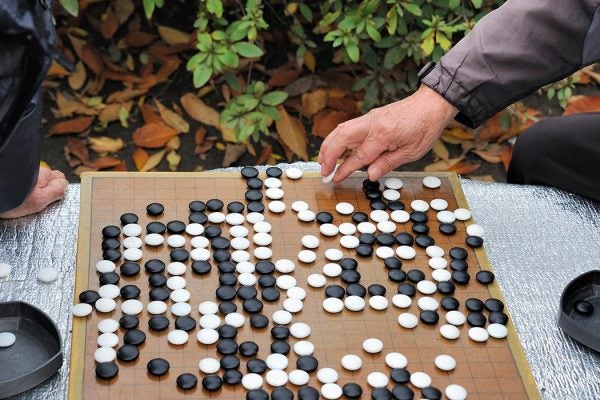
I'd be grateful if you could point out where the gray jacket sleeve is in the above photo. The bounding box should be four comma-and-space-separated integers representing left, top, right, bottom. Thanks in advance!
420, 0, 600, 127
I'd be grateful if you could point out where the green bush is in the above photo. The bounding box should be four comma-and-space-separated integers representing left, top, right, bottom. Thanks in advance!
59, 0, 504, 142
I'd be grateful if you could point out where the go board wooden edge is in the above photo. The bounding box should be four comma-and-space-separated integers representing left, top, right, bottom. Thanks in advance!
68, 173, 94, 400
448, 173, 541, 400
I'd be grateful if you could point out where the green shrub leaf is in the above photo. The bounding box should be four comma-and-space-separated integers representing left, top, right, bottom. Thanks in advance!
59, 0, 78, 16
345, 43, 360, 63
233, 42, 264, 58
193, 66, 212, 88
262, 91, 288, 106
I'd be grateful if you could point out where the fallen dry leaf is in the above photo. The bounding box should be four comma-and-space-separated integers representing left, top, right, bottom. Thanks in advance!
448, 161, 480, 175
222, 143, 247, 167
81, 44, 104, 75
166, 150, 181, 171
140, 103, 163, 125
444, 127, 475, 140
132, 122, 178, 148
166, 136, 181, 151
563, 95, 600, 115
99, 101, 133, 125
275, 106, 308, 160
424, 157, 464, 172
53, 91, 98, 117
65, 137, 89, 165
113, 0, 135, 24
256, 144, 273, 165
132, 148, 149, 171
154, 98, 190, 133
267, 69, 301, 87
327, 97, 358, 112
304, 51, 316, 72
472, 149, 502, 164
49, 116, 94, 136
312, 109, 352, 138
106, 88, 147, 103
432, 140, 449, 162
47, 61, 71, 78
86, 156, 122, 170
140, 150, 166, 172
157, 25, 190, 45
100, 7, 118, 39
301, 89, 328, 117
500, 144, 513, 171
195, 127, 207, 145
124, 31, 156, 47
180, 93, 219, 126
88, 136, 125, 154
68, 61, 87, 91
195, 140, 214, 155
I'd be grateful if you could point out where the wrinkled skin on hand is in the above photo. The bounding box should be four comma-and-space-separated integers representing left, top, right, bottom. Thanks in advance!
318, 85, 458, 183
0, 166, 68, 219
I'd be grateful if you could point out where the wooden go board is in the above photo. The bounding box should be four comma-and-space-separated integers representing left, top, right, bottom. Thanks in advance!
69, 171, 540, 400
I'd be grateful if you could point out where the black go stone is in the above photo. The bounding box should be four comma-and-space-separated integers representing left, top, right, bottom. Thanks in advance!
145, 259, 165, 273
437, 281, 456, 295
219, 273, 237, 286
247, 202, 264, 213
439, 223, 457, 235
476, 270, 495, 284
247, 358, 267, 373
341, 270, 361, 284
421, 386, 442, 400
406, 269, 425, 283
467, 312, 487, 327
449, 247, 468, 260
213, 250, 231, 263
272, 387, 294, 400
258, 275, 276, 288
120, 212, 138, 225
370, 199, 387, 210
124, 329, 146, 345
99, 272, 119, 285
485, 298, 505, 312
96, 362, 119, 379
120, 285, 140, 299
352, 212, 369, 223
358, 233, 377, 245
204, 225, 222, 238
390, 368, 410, 384
365, 190, 382, 200
102, 238, 120, 250
147, 358, 170, 376
148, 315, 169, 331
371, 387, 392, 400
238, 286, 258, 300
245, 190, 263, 202
465, 298, 485, 312
116, 344, 139, 362
256, 261, 275, 274
212, 236, 231, 250
102, 249, 121, 262
170, 248, 189, 262
239, 341, 259, 357
356, 244, 374, 257
219, 302, 238, 315
146, 203, 164, 216
376, 233, 396, 246
316, 212, 334, 224
412, 224, 430, 235
148, 273, 167, 287
266, 166, 283, 178
202, 375, 223, 391
339, 258, 358, 270
325, 285, 345, 299
250, 314, 269, 329
296, 355, 318, 372
241, 166, 259, 179
189, 212, 208, 224
451, 270, 470, 284
342, 383, 363, 399
227, 201, 245, 213
466, 235, 484, 248
177, 373, 198, 390
271, 326, 290, 340
247, 178, 264, 189
120, 262, 140, 276
79, 290, 100, 305
247, 390, 269, 400
175, 316, 196, 332
346, 283, 367, 297
391, 384, 414, 400
410, 211, 428, 223
102, 225, 121, 238
395, 233, 414, 246
217, 339, 238, 355
223, 369, 243, 385
119, 315, 139, 329
388, 269, 407, 282
397, 283, 416, 297
243, 298, 263, 313
166, 220, 186, 234
440, 296, 460, 311
384, 257, 402, 269
415, 234, 434, 247
218, 324, 238, 339
363, 179, 380, 190
206, 199, 224, 211
149, 287, 170, 301
489, 311, 510, 325
218, 261, 236, 273
298, 386, 320, 400
192, 260, 211, 274
262, 287, 280, 302
220, 355, 241, 370
420, 310, 439, 325
388, 200, 405, 211
270, 340, 290, 354
146, 221, 166, 234
368, 284, 386, 296
450, 259, 468, 271
189, 200, 206, 212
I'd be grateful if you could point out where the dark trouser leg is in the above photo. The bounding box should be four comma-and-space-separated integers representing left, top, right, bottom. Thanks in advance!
507, 112, 600, 202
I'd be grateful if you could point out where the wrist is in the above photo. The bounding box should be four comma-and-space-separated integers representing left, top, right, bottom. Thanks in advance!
416, 84, 459, 122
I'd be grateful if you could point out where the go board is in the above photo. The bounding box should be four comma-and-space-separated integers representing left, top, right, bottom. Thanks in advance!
69, 171, 540, 400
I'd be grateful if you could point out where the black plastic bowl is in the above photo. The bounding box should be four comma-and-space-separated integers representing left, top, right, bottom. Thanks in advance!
0, 301, 63, 399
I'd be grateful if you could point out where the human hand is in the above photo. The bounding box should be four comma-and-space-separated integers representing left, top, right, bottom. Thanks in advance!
0, 167, 68, 219
318, 85, 458, 183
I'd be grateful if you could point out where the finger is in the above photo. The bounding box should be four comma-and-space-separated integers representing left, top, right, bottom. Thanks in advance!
367, 150, 413, 181
318, 113, 371, 176
333, 138, 386, 183
49, 169, 66, 180
34, 178, 68, 211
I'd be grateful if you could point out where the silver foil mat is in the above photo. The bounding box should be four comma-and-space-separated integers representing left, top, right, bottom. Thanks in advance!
1, 163, 599, 399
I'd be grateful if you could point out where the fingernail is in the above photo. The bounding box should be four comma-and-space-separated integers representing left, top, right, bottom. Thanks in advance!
369, 167, 381, 180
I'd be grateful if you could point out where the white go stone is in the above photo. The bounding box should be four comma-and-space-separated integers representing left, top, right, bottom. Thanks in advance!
383, 189, 400, 201
254, 247, 273, 260
147, 301, 168, 314
429, 257, 448, 269
370, 210, 389, 222
411, 199, 429, 212
384, 177, 403, 189
362, 338, 383, 353
266, 353, 289, 369
266, 369, 288, 387
317, 368, 338, 384
254, 221, 272, 233
320, 223, 339, 236
307, 273, 327, 288
487, 323, 508, 339
340, 235, 360, 249
467, 223, 485, 237
437, 210, 456, 224
434, 354, 456, 371
236, 261, 255, 274
396, 246, 416, 259
230, 225, 249, 238
298, 210, 316, 222
322, 165, 338, 184
398, 313, 418, 329
430, 198, 448, 210
287, 287, 306, 300
231, 250, 250, 263
417, 297, 439, 311
288, 369, 310, 385
298, 250, 317, 263
417, 280, 437, 294
290, 322, 311, 338
338, 222, 357, 235
375, 246, 394, 259
285, 167, 303, 180
171, 288, 191, 303
232, 237, 251, 250
357, 222, 376, 234
190, 236, 209, 248
423, 176, 441, 188
123, 236, 142, 249
283, 298, 303, 313
321, 383, 343, 400
94, 347, 116, 363
98, 333, 119, 348
269, 201, 286, 213
392, 294, 412, 308
272, 310, 293, 325
167, 276, 186, 290
410, 372, 432, 388
265, 177, 282, 188
275, 259, 295, 273
72, 303, 93, 317
390, 210, 410, 223
98, 284, 120, 299
190, 248, 211, 261
95, 298, 116, 313
341, 354, 362, 371
242, 373, 264, 390
325, 248, 343, 261
344, 296, 365, 312
98, 319, 119, 333
208, 212, 225, 223
454, 208, 472, 221
198, 301, 219, 315
123, 248, 143, 261
468, 327, 489, 342
246, 212, 265, 224
440, 324, 461, 340
266, 187, 285, 200
446, 310, 466, 325
167, 262, 186, 275
292, 201, 309, 212
185, 223, 204, 236
226, 213, 245, 226
323, 263, 342, 277
323, 297, 344, 313
37, 268, 59, 283
171, 302, 192, 317
0, 263, 11, 278
432, 269, 452, 282
200, 314, 221, 329
197, 328, 219, 344
123, 224, 142, 237
225, 312, 245, 328
377, 220, 396, 233
96, 260, 115, 273
276, 275, 296, 290
167, 234, 185, 248
145, 233, 164, 246
253, 233, 272, 246
445, 384, 468, 400
199, 358, 221, 373
301, 235, 320, 249
425, 245, 444, 258
367, 372, 389, 388
369, 296, 389, 310
336, 202, 354, 215
385, 352, 407, 368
